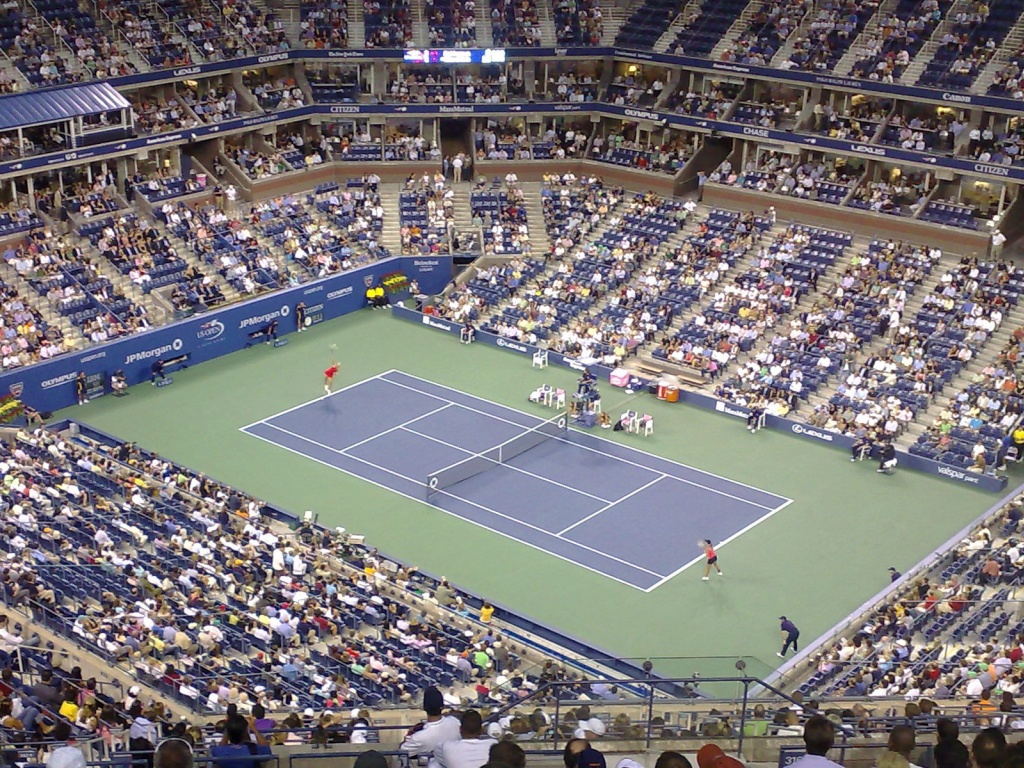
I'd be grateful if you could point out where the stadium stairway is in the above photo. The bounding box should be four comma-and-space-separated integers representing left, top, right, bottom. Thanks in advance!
896, 301, 1024, 450
0, 257, 87, 350
158, 220, 245, 305
652, 0, 707, 52
975, 14, 1024, 92
519, 183, 553, 258
71, 230, 169, 322
901, 0, 978, 85
768, 8, 820, 68
834, 0, 905, 76
450, 185, 477, 246
349, 0, 366, 47
537, 0, 557, 47
599, 4, 629, 43
802, 258, 952, 422
263, 0, 306, 47
410, 0, 429, 46
378, 182, 405, 256
708, 0, 768, 61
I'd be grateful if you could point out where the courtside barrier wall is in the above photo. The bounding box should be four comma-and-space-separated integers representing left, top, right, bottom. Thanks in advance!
393, 305, 1008, 493
1, 256, 451, 413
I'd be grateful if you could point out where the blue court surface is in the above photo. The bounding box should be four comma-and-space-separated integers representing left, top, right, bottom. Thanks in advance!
241, 370, 792, 591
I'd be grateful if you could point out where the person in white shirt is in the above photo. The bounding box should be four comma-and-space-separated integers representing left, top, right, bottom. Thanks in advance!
788, 716, 844, 768
400, 686, 461, 768
437, 710, 496, 768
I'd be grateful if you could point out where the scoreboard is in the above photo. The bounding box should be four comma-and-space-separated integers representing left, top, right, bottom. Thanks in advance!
402, 49, 507, 64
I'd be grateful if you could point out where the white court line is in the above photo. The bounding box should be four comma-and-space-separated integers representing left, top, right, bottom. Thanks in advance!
241, 426, 655, 592
239, 368, 403, 431
382, 371, 785, 512
401, 426, 614, 504
255, 421, 666, 581
640, 498, 796, 593
557, 474, 668, 536
385, 368, 790, 512
341, 404, 454, 453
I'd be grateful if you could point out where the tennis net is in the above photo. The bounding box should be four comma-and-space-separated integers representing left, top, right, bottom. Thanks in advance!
426, 412, 568, 497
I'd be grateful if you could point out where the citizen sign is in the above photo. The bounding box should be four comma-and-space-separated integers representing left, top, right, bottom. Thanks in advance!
790, 423, 834, 442
975, 163, 1011, 176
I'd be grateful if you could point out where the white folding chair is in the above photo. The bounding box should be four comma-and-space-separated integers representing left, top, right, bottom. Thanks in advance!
554, 389, 566, 409
532, 349, 548, 369
641, 414, 654, 436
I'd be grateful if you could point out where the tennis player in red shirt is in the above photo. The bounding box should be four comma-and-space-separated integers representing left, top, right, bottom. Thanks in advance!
701, 539, 723, 581
323, 359, 340, 395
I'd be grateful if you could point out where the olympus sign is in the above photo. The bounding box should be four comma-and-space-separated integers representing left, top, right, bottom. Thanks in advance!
495, 338, 529, 353
624, 108, 660, 121
936, 465, 983, 484
40, 372, 80, 390
327, 286, 354, 300
791, 423, 834, 442
239, 305, 290, 329
124, 339, 183, 365
258, 53, 289, 64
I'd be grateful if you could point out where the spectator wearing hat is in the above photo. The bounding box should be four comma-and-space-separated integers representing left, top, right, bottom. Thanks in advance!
562, 739, 590, 768
438, 710, 496, 768
401, 686, 460, 768
789, 716, 842, 768
575, 748, 606, 768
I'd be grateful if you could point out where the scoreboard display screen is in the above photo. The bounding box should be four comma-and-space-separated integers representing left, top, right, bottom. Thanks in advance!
402, 49, 507, 64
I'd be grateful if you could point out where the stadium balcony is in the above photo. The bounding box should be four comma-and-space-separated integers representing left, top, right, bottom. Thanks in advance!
488, 0, 542, 47
666, 0, 755, 58
306, 65, 362, 102
614, 0, 680, 49
783, 0, 881, 73
718, 0, 810, 65
300, 0, 350, 48
178, 84, 240, 124
133, 171, 208, 205
590, 129, 692, 174
364, 0, 413, 48
919, 0, 1024, 90
425, 0, 477, 47
100, 0, 194, 67
473, 122, 533, 160
552, 0, 603, 44
399, 174, 455, 255
663, 81, 741, 118
471, 180, 531, 256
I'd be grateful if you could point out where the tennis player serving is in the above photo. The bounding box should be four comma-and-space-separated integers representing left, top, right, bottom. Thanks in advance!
323, 344, 340, 395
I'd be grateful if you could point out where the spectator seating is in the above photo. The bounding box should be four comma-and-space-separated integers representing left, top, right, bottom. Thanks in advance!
920, 200, 979, 229
489, 0, 541, 46
919, 0, 1024, 90
300, 0, 350, 48
667, 0, 752, 57
614, 0, 678, 49
786, 0, 881, 72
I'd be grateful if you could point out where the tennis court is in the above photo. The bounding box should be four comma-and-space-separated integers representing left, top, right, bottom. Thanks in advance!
241, 369, 792, 591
